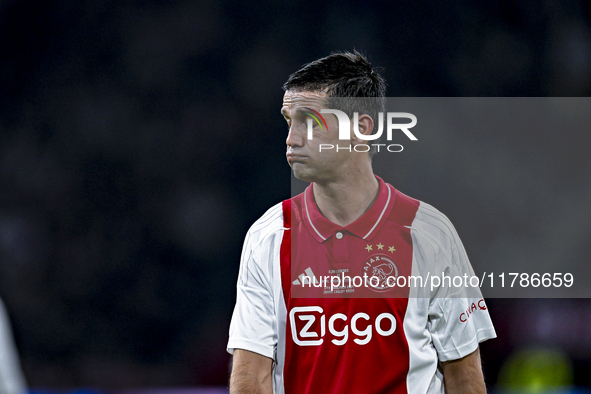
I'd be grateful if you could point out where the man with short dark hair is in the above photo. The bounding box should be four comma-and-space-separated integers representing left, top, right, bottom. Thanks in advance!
227, 51, 495, 394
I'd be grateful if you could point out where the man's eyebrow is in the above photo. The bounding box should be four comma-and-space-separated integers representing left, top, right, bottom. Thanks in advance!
295, 107, 318, 117
281, 105, 319, 119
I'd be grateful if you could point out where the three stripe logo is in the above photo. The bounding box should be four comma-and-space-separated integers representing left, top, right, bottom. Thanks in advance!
292, 267, 320, 286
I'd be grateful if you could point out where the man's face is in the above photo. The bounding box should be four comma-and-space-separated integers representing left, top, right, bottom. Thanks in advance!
282, 90, 353, 183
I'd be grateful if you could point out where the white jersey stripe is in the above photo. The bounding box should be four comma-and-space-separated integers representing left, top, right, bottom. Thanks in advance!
274, 230, 288, 394
304, 187, 327, 241
362, 183, 392, 239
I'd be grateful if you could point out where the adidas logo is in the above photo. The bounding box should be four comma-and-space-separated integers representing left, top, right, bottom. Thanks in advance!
292, 267, 320, 286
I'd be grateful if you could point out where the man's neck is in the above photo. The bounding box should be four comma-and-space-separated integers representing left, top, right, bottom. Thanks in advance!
312, 169, 379, 227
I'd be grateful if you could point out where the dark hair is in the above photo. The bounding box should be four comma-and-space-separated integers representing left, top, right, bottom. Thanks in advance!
283, 51, 386, 155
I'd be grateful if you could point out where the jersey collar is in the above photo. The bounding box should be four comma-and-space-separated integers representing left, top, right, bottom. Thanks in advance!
302, 176, 395, 243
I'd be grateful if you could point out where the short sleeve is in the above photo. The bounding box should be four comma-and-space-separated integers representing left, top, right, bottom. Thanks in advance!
428, 297, 496, 362
412, 202, 496, 362
227, 209, 283, 360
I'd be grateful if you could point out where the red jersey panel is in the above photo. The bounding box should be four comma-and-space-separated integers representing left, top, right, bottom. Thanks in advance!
281, 177, 419, 393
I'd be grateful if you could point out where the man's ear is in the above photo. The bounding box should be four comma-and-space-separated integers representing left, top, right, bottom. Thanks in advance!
351, 114, 374, 143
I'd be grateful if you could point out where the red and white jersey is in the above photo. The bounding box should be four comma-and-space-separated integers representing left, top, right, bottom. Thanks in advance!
228, 177, 496, 394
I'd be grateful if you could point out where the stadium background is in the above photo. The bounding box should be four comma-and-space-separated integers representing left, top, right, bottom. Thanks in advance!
0, 0, 590, 391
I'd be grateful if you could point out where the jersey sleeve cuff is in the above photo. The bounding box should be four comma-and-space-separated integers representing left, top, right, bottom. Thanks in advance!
436, 328, 497, 362
227, 338, 275, 359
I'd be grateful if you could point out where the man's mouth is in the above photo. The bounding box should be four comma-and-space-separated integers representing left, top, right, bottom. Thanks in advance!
286, 152, 307, 163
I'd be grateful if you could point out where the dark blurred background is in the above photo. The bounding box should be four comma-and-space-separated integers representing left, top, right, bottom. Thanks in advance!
1, 0, 590, 390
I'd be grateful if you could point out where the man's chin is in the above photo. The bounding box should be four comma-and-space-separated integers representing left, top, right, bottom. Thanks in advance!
291, 165, 315, 183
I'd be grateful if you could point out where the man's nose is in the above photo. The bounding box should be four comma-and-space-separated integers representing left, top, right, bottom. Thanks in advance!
286, 124, 303, 147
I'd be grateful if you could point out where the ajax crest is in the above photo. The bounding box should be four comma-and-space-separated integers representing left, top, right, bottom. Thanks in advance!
362, 255, 399, 292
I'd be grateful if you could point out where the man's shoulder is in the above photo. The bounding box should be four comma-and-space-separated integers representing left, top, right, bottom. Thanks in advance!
240, 202, 287, 257
247, 191, 307, 235
384, 181, 459, 244
403, 198, 466, 261
248, 201, 285, 235
412, 201, 457, 238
